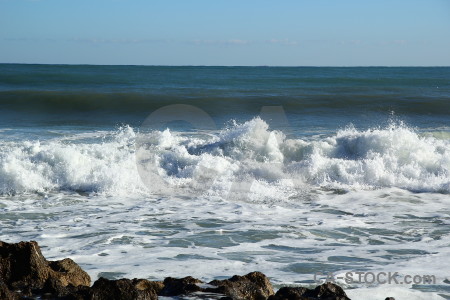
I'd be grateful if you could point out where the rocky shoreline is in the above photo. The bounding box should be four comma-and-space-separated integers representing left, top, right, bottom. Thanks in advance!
0, 241, 391, 300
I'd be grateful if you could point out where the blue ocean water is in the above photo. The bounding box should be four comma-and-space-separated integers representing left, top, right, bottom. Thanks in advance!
1, 64, 449, 131
0, 64, 449, 299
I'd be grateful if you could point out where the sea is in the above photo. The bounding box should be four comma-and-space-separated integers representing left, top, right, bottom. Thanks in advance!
0, 64, 449, 299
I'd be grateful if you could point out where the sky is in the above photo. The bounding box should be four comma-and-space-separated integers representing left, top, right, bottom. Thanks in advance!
1, 0, 450, 66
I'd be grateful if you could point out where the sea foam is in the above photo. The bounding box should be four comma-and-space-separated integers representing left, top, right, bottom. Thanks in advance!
0, 126, 145, 195
1, 118, 449, 196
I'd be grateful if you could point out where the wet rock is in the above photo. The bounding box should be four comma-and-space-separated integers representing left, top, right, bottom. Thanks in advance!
159, 276, 203, 296
0, 240, 50, 290
48, 258, 91, 287
0, 240, 90, 299
267, 287, 309, 300
310, 282, 350, 300
0, 279, 18, 300
208, 271, 275, 300
133, 278, 164, 295
41, 276, 71, 297
90, 277, 158, 300
269, 282, 350, 300
40, 277, 91, 299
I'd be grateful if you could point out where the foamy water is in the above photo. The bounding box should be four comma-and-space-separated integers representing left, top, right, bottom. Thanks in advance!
1, 119, 449, 299
2, 118, 449, 196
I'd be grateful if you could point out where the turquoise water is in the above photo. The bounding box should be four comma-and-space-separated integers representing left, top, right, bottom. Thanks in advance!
0, 64, 449, 299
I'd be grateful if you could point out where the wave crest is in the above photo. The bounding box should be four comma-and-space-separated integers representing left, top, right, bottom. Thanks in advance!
0, 126, 145, 195
1, 119, 449, 196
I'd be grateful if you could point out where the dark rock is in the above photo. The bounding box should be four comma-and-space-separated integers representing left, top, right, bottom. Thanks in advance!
0, 241, 91, 288
65, 285, 93, 300
308, 282, 350, 300
133, 279, 164, 295
208, 271, 275, 300
159, 276, 203, 296
385, 298, 395, 300
48, 258, 91, 287
40, 277, 91, 299
267, 287, 309, 300
0, 240, 50, 290
41, 276, 70, 297
0, 279, 18, 300
0, 240, 91, 299
269, 282, 350, 300
90, 277, 158, 300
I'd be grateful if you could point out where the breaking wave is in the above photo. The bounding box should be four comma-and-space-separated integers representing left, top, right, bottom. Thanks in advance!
1, 118, 449, 196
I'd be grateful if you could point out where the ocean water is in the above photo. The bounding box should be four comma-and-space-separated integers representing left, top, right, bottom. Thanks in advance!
0, 64, 449, 299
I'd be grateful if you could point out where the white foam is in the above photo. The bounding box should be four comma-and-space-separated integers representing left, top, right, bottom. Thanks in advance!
1, 188, 448, 297
299, 122, 450, 193
0, 126, 145, 196
136, 118, 450, 199
1, 119, 449, 298
1, 118, 448, 197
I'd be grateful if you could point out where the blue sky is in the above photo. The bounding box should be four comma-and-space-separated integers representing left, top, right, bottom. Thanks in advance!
1, 0, 450, 66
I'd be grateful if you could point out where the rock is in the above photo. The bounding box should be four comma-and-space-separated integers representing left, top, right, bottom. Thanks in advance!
145, 272, 274, 299
159, 276, 203, 296
41, 276, 71, 297
0, 240, 50, 290
267, 287, 309, 300
133, 278, 164, 295
48, 258, 91, 287
268, 282, 350, 300
89, 277, 159, 300
0, 240, 90, 298
208, 271, 275, 300
309, 282, 350, 300
385, 298, 395, 300
40, 277, 91, 299
0, 279, 18, 300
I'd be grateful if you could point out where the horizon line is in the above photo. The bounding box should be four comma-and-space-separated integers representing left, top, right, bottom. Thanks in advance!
1, 62, 450, 68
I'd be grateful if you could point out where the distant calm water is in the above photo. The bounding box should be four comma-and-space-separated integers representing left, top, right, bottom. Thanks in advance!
1, 64, 449, 299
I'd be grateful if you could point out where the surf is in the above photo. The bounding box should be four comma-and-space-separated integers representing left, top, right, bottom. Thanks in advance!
1, 118, 448, 197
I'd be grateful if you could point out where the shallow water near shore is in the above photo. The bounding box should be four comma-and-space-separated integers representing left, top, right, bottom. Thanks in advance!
0, 65, 449, 299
